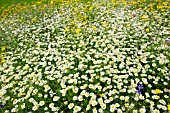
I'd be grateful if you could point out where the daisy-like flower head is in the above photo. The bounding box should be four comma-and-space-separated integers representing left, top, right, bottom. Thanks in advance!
139, 108, 146, 113
68, 103, 74, 109
21, 103, 25, 109
117, 108, 123, 113
93, 108, 97, 113
133, 110, 138, 113
0, 0, 170, 113
53, 96, 60, 101
153, 109, 160, 113
32, 105, 38, 111
110, 104, 116, 112
73, 106, 81, 112
39, 101, 45, 106
49, 103, 54, 108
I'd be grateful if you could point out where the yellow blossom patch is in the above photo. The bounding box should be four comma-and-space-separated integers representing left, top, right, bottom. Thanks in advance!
89, 6, 93, 11
100, 94, 104, 97
168, 104, 170, 111
65, 27, 69, 32
157, 5, 164, 9
0, 55, 5, 65
155, 89, 161, 94
23, 65, 30, 70
146, 28, 150, 32
141, 15, 147, 19
76, 28, 81, 33
1, 46, 6, 51
32, 18, 37, 22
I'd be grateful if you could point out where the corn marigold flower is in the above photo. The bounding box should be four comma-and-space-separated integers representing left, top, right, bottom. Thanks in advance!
168, 104, 170, 111
155, 89, 161, 94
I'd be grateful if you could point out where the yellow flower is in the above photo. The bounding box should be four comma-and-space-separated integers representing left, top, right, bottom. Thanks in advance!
19, 93, 26, 97
168, 104, 170, 111
141, 15, 147, 19
23, 65, 30, 70
156, 0, 161, 2
102, 22, 108, 26
165, 6, 170, 9
1, 46, 6, 51
65, 27, 69, 32
76, 28, 81, 33
132, 2, 137, 6
83, 8, 86, 12
19, 19, 22, 22
89, 6, 93, 11
92, 26, 96, 31
137, 56, 142, 59
100, 94, 104, 97
162, 2, 167, 6
155, 89, 161, 94
32, 18, 37, 22
0, 55, 5, 65
157, 5, 164, 9
146, 28, 150, 32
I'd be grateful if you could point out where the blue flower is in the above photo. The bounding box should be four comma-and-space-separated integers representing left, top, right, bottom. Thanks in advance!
0, 104, 4, 108
136, 84, 145, 94
136, 89, 142, 94
138, 84, 144, 90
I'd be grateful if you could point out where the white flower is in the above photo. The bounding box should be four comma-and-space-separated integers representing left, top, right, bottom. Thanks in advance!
78, 95, 83, 101
153, 109, 160, 113
139, 108, 146, 113
139, 95, 145, 100
73, 106, 81, 112
53, 96, 60, 101
11, 108, 17, 112
4, 110, 9, 113
100, 103, 106, 109
13, 99, 18, 105
104, 99, 110, 103
162, 106, 167, 110
49, 103, 54, 108
109, 97, 113, 101
92, 100, 98, 106
64, 101, 68, 105
44, 107, 48, 111
32, 105, 38, 111
98, 98, 103, 103
117, 109, 123, 113
73, 96, 78, 100
98, 108, 103, 113
110, 104, 116, 112
39, 101, 45, 106
115, 103, 120, 107
21, 103, 25, 109
68, 103, 74, 109
120, 96, 124, 100
133, 110, 138, 113
86, 104, 91, 111
38, 93, 43, 97
51, 107, 57, 112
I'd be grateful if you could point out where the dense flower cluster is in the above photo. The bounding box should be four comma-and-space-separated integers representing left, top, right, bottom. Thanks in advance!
0, 0, 170, 113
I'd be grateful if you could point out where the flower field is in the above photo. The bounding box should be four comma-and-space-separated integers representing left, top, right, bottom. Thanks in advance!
0, 0, 170, 112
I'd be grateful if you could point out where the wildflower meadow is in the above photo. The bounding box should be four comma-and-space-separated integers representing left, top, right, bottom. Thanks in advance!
0, 0, 170, 113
